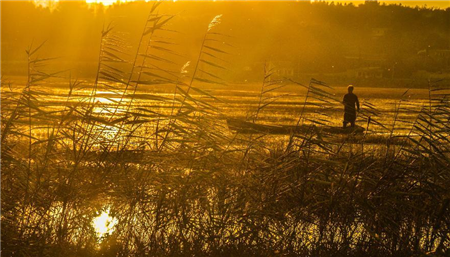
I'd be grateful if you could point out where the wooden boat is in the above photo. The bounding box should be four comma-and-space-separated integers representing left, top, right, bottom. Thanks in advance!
226, 118, 365, 134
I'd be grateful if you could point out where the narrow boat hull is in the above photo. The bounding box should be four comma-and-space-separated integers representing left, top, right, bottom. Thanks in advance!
226, 118, 365, 134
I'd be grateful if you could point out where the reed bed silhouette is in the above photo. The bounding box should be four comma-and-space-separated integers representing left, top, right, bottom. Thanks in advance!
1, 3, 449, 256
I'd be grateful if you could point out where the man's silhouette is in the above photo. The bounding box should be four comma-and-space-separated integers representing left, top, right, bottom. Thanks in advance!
342, 85, 360, 128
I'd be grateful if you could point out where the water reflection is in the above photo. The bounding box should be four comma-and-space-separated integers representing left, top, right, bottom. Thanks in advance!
93, 207, 118, 238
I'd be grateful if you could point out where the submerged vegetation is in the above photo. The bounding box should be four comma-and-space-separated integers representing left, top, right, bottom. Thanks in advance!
1, 2, 450, 257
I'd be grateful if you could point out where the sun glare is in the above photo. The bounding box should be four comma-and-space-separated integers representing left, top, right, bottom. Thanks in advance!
32, 0, 155, 8
92, 208, 118, 237
85, 0, 126, 6
32, 0, 59, 11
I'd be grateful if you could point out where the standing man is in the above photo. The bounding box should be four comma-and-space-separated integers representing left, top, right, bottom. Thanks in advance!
342, 85, 360, 128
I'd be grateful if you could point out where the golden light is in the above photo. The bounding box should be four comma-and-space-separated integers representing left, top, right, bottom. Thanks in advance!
94, 91, 119, 104
92, 208, 118, 237
31, 0, 157, 8
85, 0, 126, 6
32, 0, 60, 11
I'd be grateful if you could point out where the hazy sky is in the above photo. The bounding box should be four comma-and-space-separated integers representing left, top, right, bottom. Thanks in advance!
318, 1, 450, 9
5, 0, 449, 9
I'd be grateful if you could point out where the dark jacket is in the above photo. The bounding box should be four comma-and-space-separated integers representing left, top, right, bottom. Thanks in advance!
343, 93, 360, 122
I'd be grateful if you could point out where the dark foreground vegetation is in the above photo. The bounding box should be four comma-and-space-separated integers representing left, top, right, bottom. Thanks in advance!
2, 3, 450, 256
